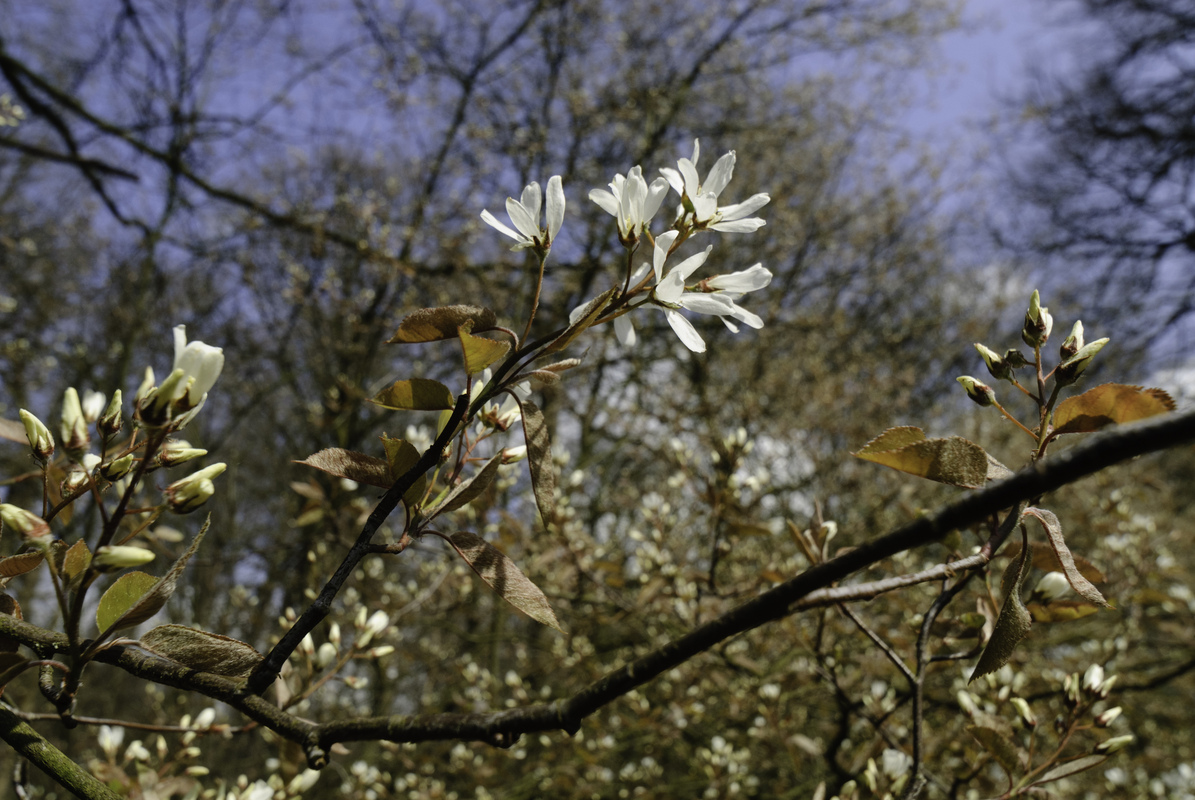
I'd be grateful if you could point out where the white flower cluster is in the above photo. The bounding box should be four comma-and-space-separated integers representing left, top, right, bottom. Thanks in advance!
481, 139, 772, 353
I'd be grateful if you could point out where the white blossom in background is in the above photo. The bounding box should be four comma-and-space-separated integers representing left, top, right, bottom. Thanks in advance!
589, 166, 669, 244
481, 175, 565, 252
660, 139, 770, 232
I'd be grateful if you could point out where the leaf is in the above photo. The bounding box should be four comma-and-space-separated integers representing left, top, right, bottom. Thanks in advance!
967, 725, 1025, 777
0, 552, 44, 578
971, 529, 1033, 681
854, 426, 992, 489
446, 531, 562, 631
430, 455, 502, 518
524, 369, 562, 385
537, 358, 583, 374
1029, 755, 1107, 787
382, 436, 426, 507
517, 398, 555, 527
986, 454, 1013, 482
0, 418, 26, 445
1028, 601, 1103, 623
545, 288, 617, 354
62, 539, 91, 582
1022, 507, 1109, 607
1005, 541, 1106, 583
457, 320, 510, 375
372, 378, 456, 411
296, 448, 391, 489
388, 305, 498, 343
1052, 384, 1175, 436
140, 624, 264, 679
96, 519, 209, 635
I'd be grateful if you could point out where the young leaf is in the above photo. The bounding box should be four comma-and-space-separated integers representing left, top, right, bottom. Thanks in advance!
62, 539, 92, 581
1051, 384, 1175, 436
428, 455, 502, 518
855, 426, 991, 489
457, 320, 510, 375
517, 397, 555, 528
971, 529, 1033, 681
1029, 755, 1107, 787
1022, 507, 1109, 607
372, 378, 456, 411
0, 551, 44, 579
140, 624, 264, 679
388, 305, 498, 343
446, 531, 563, 631
1004, 541, 1105, 583
96, 519, 209, 635
382, 436, 427, 507
967, 725, 1025, 777
545, 288, 617, 354
296, 448, 391, 489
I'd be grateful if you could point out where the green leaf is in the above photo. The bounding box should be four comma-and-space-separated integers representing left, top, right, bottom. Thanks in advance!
382, 436, 426, 507
517, 397, 555, 527
971, 529, 1033, 681
429, 455, 502, 518
387, 305, 498, 343
371, 378, 455, 411
545, 288, 617, 354
1052, 384, 1175, 436
967, 724, 1025, 778
446, 531, 563, 631
1029, 755, 1107, 787
457, 320, 510, 375
96, 519, 209, 635
62, 539, 91, 581
1021, 507, 1109, 607
296, 448, 391, 489
854, 426, 992, 489
140, 624, 264, 679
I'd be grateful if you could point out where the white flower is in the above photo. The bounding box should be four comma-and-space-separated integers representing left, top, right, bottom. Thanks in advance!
97, 725, 124, 760
481, 176, 565, 252
171, 326, 224, 408
659, 139, 770, 232
589, 166, 670, 243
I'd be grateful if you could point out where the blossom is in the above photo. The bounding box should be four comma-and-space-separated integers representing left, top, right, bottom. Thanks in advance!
93, 545, 156, 571
18, 409, 54, 461
481, 176, 564, 252
163, 462, 227, 514
588, 166, 669, 244
140, 327, 224, 426
659, 139, 769, 232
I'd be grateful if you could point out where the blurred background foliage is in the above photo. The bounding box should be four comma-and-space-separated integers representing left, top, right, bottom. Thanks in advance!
1, 0, 1194, 797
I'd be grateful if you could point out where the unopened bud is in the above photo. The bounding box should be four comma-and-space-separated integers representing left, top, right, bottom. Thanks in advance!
1096, 706, 1122, 727
957, 376, 996, 407
101, 454, 136, 481
135, 368, 156, 406
1060, 320, 1084, 361
316, 642, 338, 670
1095, 734, 1134, 755
974, 344, 1011, 381
1031, 571, 1072, 603
0, 505, 50, 542
1022, 290, 1053, 348
367, 645, 395, 659
158, 441, 208, 468
81, 390, 106, 423
19, 409, 55, 461
501, 445, 528, 464
299, 633, 315, 657
357, 610, 389, 647
1056, 338, 1109, 387
59, 388, 90, 459
1083, 664, 1105, 696
1010, 697, 1037, 728
328, 622, 341, 648
1097, 675, 1118, 699
194, 708, 216, 729
62, 465, 89, 495
956, 690, 978, 716
163, 463, 227, 514
93, 545, 156, 571
98, 390, 123, 437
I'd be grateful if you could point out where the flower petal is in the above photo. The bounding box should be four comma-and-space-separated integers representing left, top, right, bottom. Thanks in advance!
481, 209, 524, 241
519, 182, 542, 220
614, 314, 636, 347
717, 193, 770, 220
664, 310, 706, 353
653, 230, 679, 283
711, 217, 766, 233
589, 188, 620, 217
704, 151, 736, 197
546, 176, 565, 241
506, 198, 541, 240
706, 264, 773, 295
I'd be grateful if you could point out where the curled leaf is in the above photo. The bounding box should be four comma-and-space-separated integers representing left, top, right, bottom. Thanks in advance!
382, 436, 427, 507
1051, 384, 1175, 436
388, 306, 498, 343
429, 455, 502, 518
517, 398, 555, 528
1004, 540, 1105, 583
446, 531, 562, 631
457, 321, 511, 375
372, 378, 456, 411
1022, 507, 1109, 608
971, 528, 1033, 681
545, 288, 617, 354
1029, 755, 1107, 787
855, 426, 992, 489
140, 624, 263, 679
967, 725, 1025, 777
0, 552, 44, 579
296, 448, 391, 489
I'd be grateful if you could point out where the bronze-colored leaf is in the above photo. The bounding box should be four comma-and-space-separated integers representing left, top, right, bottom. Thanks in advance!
545, 288, 617, 354
1028, 601, 1103, 623
430, 455, 502, 518
0, 552, 44, 578
382, 436, 426, 507
855, 426, 991, 489
1022, 507, 1108, 608
96, 518, 209, 634
1004, 541, 1106, 583
457, 320, 510, 375
517, 398, 555, 528
296, 448, 391, 489
62, 539, 91, 582
388, 305, 498, 343
971, 529, 1033, 681
371, 378, 456, 411
140, 624, 264, 679
967, 725, 1025, 777
1052, 384, 1175, 436
446, 531, 562, 631
1030, 755, 1107, 787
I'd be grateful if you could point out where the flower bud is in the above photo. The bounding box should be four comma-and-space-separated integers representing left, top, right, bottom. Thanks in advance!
101, 454, 136, 481
1096, 706, 1122, 727
956, 690, 978, 716
299, 633, 315, 657
194, 708, 216, 729
501, 445, 528, 464
974, 344, 1011, 381
158, 440, 209, 468
1010, 697, 1037, 728
1097, 675, 1118, 699
59, 388, 90, 459
93, 545, 156, 572
81, 390, 106, 423
1056, 338, 1109, 387
19, 409, 55, 461
1095, 734, 1134, 755
316, 642, 338, 670
0, 505, 50, 542
1031, 571, 1072, 603
163, 463, 227, 514
62, 465, 89, 495
357, 610, 389, 647
1083, 664, 1105, 696
1022, 290, 1053, 348
98, 390, 123, 437
1003, 349, 1029, 369
367, 645, 395, 659
1060, 320, 1084, 361
957, 376, 996, 407
328, 622, 341, 648
135, 368, 156, 406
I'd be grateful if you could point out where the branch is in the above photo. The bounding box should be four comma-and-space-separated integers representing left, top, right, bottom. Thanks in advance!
0, 703, 122, 800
